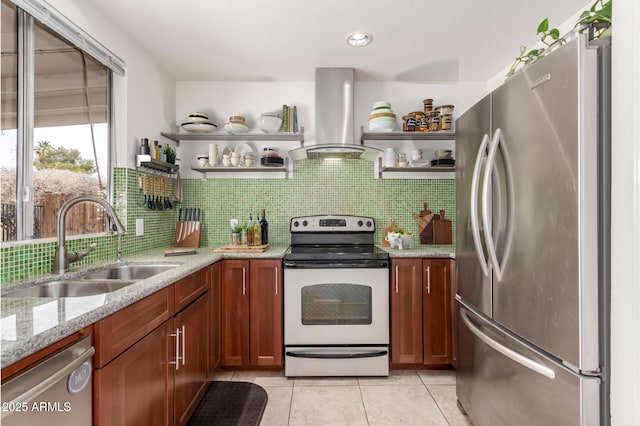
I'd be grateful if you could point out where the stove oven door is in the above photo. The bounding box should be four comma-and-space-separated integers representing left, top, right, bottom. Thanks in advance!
284, 267, 389, 345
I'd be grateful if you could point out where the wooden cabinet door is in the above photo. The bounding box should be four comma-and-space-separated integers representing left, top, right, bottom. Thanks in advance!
94, 321, 172, 426
220, 259, 250, 366
174, 292, 210, 426
174, 267, 208, 312
423, 258, 452, 365
249, 259, 283, 366
209, 262, 222, 375
390, 258, 424, 366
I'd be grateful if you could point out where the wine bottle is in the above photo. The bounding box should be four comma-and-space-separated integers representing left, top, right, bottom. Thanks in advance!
259, 209, 268, 244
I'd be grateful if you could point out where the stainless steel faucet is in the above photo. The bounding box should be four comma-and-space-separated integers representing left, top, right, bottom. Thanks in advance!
53, 196, 126, 274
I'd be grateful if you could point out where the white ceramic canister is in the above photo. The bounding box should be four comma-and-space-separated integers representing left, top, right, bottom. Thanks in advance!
385, 148, 397, 167
209, 144, 219, 166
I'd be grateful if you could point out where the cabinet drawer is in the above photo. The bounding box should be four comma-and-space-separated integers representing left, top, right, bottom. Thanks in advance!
94, 287, 174, 368
175, 267, 209, 312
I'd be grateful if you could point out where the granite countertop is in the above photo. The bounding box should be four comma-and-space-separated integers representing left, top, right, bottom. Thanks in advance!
0, 245, 287, 369
380, 244, 455, 258
0, 243, 453, 369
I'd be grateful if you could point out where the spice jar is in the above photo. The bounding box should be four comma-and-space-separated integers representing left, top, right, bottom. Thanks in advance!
403, 115, 417, 131
428, 111, 440, 131
397, 153, 408, 167
441, 114, 453, 131
423, 98, 434, 113
435, 105, 455, 115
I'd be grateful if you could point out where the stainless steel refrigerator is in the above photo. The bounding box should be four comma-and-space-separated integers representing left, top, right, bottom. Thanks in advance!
455, 33, 610, 426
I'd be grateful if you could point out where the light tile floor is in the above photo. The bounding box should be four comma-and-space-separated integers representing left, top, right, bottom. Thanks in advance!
212, 369, 473, 425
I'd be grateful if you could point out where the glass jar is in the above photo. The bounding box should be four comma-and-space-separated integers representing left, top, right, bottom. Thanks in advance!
423, 98, 433, 113
397, 153, 408, 167
428, 111, 440, 131
441, 114, 453, 131
404, 115, 416, 131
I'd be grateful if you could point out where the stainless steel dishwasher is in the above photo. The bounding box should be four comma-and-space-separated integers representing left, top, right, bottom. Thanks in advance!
1, 335, 94, 425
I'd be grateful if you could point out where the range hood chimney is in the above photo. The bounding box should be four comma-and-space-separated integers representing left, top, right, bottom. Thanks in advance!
288, 68, 381, 161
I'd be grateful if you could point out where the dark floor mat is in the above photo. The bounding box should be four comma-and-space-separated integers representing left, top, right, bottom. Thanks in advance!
188, 381, 268, 426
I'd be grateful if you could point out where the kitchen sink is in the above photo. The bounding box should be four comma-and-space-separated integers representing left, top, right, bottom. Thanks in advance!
2, 263, 180, 298
77, 263, 178, 280
2, 280, 137, 298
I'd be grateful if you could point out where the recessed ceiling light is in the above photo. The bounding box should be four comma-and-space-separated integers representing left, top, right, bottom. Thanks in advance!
346, 32, 373, 47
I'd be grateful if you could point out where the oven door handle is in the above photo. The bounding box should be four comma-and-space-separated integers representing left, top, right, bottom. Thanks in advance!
285, 349, 388, 359
283, 260, 389, 269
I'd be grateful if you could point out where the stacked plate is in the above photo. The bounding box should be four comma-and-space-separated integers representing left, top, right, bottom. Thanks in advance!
368, 101, 397, 132
260, 147, 284, 167
224, 115, 249, 134
181, 112, 217, 133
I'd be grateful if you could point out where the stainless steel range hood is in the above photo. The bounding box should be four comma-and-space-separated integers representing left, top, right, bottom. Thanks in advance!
289, 68, 381, 161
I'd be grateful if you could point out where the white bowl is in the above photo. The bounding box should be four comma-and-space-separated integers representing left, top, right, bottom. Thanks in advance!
435, 149, 453, 159
187, 112, 209, 119
182, 116, 212, 124
368, 119, 396, 132
224, 122, 249, 134
182, 122, 217, 133
257, 115, 283, 133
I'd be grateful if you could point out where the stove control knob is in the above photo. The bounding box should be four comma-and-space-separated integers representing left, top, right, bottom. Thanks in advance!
302, 220, 308, 227
357, 220, 363, 227
293, 221, 299, 228
366, 220, 373, 228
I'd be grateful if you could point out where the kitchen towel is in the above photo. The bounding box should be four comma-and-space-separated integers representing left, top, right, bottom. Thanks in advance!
187, 381, 268, 426
172, 171, 183, 203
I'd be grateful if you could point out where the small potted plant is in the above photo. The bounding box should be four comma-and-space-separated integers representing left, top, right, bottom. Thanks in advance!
163, 145, 176, 164
230, 219, 243, 245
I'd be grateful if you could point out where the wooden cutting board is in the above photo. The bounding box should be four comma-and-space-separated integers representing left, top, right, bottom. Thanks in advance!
433, 210, 452, 244
213, 244, 271, 253
381, 219, 398, 247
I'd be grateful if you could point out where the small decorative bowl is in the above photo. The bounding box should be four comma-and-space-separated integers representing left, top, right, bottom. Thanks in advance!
435, 149, 453, 159
257, 115, 283, 133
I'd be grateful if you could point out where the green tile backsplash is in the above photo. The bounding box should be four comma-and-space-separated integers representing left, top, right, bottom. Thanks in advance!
181, 159, 455, 247
1, 161, 454, 284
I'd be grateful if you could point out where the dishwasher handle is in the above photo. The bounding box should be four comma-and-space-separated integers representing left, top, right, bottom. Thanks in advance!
1, 345, 95, 419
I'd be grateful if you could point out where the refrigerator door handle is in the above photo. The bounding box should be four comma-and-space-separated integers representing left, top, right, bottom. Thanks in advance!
460, 308, 556, 379
470, 133, 491, 276
481, 128, 515, 282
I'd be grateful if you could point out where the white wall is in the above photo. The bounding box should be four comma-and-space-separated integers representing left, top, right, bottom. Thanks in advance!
610, 0, 640, 424
47, 0, 175, 169
175, 80, 486, 178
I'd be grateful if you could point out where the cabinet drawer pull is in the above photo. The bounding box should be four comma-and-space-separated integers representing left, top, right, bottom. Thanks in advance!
170, 327, 181, 370
426, 266, 431, 294
242, 267, 246, 296
395, 265, 399, 293
181, 325, 186, 366
275, 266, 279, 295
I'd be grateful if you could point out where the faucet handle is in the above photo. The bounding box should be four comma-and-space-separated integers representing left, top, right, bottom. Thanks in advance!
67, 242, 98, 264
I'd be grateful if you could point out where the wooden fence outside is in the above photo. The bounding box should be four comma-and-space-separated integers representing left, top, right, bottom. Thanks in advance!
1, 193, 107, 241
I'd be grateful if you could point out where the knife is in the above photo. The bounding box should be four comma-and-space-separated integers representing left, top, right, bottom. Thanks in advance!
178, 208, 182, 222
194, 208, 200, 222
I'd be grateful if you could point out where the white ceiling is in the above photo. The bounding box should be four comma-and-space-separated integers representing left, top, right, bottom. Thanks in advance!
86, 0, 588, 83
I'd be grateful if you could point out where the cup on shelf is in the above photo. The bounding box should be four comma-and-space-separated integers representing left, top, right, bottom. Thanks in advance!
222, 158, 231, 167
197, 155, 209, 167
230, 157, 240, 166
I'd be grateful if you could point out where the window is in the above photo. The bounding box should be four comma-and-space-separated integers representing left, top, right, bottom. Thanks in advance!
1, 0, 121, 242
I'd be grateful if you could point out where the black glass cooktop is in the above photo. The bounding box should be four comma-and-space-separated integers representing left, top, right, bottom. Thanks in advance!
284, 244, 389, 261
